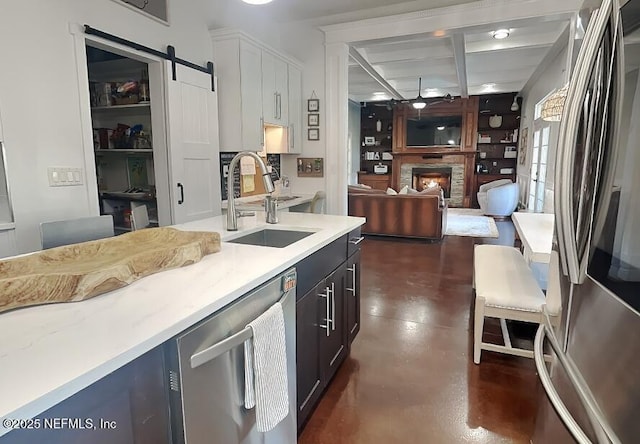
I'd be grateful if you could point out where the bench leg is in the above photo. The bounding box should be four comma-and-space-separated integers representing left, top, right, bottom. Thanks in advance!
474, 296, 485, 364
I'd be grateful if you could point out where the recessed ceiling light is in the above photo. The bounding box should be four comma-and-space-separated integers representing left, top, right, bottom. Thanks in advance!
483, 83, 497, 90
437, 126, 446, 131
242, 0, 273, 5
448, 139, 456, 145
492, 29, 510, 39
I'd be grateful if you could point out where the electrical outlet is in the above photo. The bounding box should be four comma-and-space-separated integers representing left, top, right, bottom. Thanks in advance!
48, 167, 83, 187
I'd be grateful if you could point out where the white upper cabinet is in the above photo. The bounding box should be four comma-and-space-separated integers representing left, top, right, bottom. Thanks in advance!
262, 51, 288, 126
211, 30, 303, 154
212, 37, 264, 152
287, 65, 302, 154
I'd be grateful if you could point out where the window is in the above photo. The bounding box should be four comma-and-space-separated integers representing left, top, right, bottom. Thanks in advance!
528, 92, 554, 212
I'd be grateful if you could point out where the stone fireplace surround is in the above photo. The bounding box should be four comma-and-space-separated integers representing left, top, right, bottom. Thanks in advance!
393, 154, 467, 207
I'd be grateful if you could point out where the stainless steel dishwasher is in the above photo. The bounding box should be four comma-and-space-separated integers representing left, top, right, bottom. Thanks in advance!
164, 269, 297, 444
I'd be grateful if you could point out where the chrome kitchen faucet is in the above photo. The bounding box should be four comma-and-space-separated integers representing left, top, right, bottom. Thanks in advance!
226, 151, 276, 231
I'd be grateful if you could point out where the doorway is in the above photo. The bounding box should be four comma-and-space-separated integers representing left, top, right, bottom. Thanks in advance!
83, 43, 171, 232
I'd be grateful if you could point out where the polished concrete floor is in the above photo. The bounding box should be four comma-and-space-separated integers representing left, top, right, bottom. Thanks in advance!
299, 222, 541, 443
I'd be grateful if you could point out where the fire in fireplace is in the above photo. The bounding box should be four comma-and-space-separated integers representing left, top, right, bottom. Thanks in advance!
412, 167, 452, 197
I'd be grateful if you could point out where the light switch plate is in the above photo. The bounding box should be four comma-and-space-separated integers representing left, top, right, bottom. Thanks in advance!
48, 167, 83, 187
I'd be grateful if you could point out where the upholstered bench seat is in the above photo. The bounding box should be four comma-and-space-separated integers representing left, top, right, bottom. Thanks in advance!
473, 244, 560, 364
474, 245, 545, 312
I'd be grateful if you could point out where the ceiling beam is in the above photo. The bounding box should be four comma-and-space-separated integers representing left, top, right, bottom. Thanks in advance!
348, 46, 405, 100
451, 34, 468, 98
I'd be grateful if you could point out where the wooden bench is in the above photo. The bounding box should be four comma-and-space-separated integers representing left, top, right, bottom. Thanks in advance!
473, 244, 561, 364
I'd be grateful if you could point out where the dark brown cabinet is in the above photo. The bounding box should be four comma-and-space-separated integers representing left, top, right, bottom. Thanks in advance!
319, 264, 348, 384
295, 228, 362, 431
296, 280, 324, 429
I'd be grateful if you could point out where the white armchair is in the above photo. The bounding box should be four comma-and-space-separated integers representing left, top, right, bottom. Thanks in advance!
477, 179, 519, 217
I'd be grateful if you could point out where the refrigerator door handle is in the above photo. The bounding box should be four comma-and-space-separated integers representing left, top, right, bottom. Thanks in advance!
535, 311, 622, 444
554, 0, 616, 284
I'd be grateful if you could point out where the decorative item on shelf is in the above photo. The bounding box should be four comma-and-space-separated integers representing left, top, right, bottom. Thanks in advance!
381, 152, 393, 160
364, 136, 375, 146
376, 119, 382, 132
488, 115, 503, 128
373, 152, 380, 160
297, 157, 323, 177
479, 152, 487, 159
478, 134, 491, 143
374, 163, 388, 174
500, 168, 514, 174
307, 128, 319, 141
499, 131, 513, 143
308, 113, 319, 127
504, 146, 517, 158
139, 68, 150, 102
512, 128, 518, 142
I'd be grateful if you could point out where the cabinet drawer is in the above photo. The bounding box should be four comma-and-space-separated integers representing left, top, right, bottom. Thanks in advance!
296, 236, 347, 298
347, 227, 363, 257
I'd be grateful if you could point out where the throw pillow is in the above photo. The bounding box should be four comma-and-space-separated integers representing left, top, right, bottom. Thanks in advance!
348, 185, 384, 194
407, 188, 419, 194
419, 186, 442, 196
386, 187, 398, 195
398, 185, 409, 195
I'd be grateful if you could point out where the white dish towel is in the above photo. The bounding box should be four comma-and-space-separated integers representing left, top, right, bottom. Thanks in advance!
244, 301, 289, 432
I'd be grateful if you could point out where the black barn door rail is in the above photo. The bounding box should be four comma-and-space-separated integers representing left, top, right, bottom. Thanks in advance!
84, 25, 215, 91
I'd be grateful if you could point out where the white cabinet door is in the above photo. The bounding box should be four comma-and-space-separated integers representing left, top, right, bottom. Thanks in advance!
262, 52, 288, 126
275, 57, 289, 125
261, 51, 278, 125
165, 62, 222, 224
287, 65, 302, 154
240, 41, 264, 151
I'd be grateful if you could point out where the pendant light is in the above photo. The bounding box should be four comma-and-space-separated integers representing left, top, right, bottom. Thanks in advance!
242, 0, 273, 4
511, 95, 520, 111
412, 78, 426, 110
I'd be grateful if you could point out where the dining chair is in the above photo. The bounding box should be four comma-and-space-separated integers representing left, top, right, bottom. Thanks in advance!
131, 205, 150, 230
309, 191, 326, 214
40, 215, 114, 249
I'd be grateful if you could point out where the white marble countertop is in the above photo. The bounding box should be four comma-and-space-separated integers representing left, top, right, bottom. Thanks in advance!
511, 212, 555, 263
221, 193, 314, 211
0, 212, 364, 435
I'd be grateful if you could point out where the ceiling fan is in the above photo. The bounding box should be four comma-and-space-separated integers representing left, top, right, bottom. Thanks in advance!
390, 77, 455, 110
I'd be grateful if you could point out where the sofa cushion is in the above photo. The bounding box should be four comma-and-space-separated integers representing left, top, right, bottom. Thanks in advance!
348, 185, 385, 195
398, 185, 409, 195
386, 187, 398, 195
419, 186, 442, 196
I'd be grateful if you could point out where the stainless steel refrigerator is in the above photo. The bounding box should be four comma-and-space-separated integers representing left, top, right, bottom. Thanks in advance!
532, 0, 640, 442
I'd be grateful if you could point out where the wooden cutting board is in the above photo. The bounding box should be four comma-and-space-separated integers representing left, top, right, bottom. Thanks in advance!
0, 227, 221, 314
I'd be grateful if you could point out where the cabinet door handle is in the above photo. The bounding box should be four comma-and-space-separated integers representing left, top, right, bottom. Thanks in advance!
289, 124, 294, 149
346, 264, 357, 295
330, 282, 336, 331
177, 183, 184, 205
278, 93, 282, 119
349, 236, 364, 245
319, 287, 330, 337
274, 92, 278, 119
259, 117, 265, 147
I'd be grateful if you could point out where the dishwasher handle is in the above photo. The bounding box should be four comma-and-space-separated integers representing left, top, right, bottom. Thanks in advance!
190, 326, 253, 369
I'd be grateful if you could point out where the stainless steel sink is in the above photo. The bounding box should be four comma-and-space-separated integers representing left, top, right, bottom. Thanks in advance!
227, 229, 314, 248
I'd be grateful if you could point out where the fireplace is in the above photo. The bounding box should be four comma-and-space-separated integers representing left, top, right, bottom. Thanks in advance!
412, 167, 452, 197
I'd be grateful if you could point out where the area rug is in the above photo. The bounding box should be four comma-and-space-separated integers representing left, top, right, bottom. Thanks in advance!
445, 208, 499, 238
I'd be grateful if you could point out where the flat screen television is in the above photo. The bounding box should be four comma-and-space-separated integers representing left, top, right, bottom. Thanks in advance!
406, 115, 462, 147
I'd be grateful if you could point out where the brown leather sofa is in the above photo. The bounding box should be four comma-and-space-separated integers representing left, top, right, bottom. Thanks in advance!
348, 189, 447, 240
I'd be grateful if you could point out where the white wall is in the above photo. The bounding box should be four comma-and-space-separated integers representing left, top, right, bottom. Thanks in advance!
277, 24, 328, 196
0, 0, 212, 253
518, 46, 568, 211
348, 101, 361, 185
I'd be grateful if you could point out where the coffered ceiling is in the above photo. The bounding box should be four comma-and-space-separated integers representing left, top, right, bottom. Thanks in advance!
349, 18, 569, 102
205, 0, 576, 103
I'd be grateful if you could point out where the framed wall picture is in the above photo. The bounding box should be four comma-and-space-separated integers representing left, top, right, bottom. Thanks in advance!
297, 157, 324, 177
307, 99, 319, 112
308, 113, 319, 127
308, 128, 320, 141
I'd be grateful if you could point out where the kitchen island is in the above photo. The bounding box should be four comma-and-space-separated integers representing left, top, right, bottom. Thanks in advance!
0, 212, 364, 438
